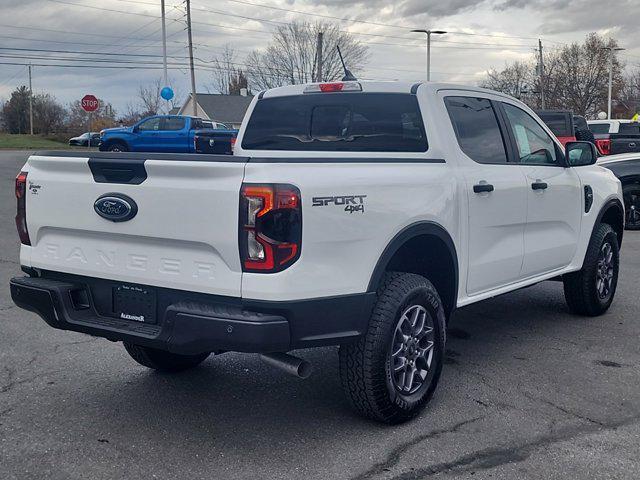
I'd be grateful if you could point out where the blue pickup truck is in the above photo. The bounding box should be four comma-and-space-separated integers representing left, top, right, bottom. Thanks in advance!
99, 115, 238, 154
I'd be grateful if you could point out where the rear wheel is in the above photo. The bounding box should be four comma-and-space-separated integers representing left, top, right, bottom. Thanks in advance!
623, 184, 640, 230
563, 223, 619, 316
123, 343, 210, 372
339, 272, 446, 424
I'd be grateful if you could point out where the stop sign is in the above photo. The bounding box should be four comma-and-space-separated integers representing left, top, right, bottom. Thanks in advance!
81, 95, 99, 112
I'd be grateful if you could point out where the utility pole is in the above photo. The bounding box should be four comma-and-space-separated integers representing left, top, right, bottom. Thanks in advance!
315, 32, 323, 82
538, 39, 545, 109
161, 0, 168, 88
602, 46, 625, 119
28, 64, 33, 135
185, 0, 198, 116
411, 29, 447, 81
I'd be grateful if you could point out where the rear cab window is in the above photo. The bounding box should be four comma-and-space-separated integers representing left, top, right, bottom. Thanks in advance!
589, 123, 611, 134
535, 111, 573, 137
241, 93, 428, 152
618, 123, 640, 135
162, 117, 186, 131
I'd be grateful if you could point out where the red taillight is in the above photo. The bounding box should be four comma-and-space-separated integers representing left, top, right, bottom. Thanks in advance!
240, 183, 301, 273
230, 137, 237, 153
15, 171, 30, 245
595, 139, 611, 156
320, 82, 344, 92
304, 82, 362, 93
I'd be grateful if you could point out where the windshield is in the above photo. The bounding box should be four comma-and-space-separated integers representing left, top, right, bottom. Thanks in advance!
242, 93, 428, 152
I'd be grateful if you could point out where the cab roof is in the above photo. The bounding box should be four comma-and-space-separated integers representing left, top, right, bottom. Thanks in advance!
258, 80, 515, 100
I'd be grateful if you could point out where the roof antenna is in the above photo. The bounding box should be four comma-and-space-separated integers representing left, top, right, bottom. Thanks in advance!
336, 46, 357, 81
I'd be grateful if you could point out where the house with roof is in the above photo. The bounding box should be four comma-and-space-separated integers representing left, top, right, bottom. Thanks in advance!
178, 91, 254, 129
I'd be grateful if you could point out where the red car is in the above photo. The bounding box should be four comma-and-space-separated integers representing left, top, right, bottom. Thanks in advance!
535, 110, 577, 146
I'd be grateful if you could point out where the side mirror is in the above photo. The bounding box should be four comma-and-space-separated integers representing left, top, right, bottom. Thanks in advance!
132, 126, 139, 133
566, 141, 598, 167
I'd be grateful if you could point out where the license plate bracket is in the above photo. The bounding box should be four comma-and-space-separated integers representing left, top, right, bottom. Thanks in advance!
113, 284, 157, 324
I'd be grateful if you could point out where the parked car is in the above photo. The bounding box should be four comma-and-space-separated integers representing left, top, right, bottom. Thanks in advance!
11, 81, 624, 424
597, 152, 640, 229
69, 132, 100, 147
98, 115, 234, 154
587, 119, 640, 156
535, 110, 576, 146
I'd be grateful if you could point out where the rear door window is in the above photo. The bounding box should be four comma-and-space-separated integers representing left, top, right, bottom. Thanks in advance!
444, 96, 508, 164
162, 117, 186, 131
242, 93, 427, 152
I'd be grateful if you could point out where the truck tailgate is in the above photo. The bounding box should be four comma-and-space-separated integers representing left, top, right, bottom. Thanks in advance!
22, 153, 247, 297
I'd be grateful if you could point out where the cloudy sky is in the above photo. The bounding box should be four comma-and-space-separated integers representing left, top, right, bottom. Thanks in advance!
1, 0, 639, 115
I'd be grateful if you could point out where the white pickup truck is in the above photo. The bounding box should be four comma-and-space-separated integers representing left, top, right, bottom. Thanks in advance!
10, 81, 624, 423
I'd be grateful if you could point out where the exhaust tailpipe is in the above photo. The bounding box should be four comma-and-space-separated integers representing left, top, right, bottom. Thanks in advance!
260, 352, 312, 379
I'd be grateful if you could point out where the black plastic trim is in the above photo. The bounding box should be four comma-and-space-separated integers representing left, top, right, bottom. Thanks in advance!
248, 157, 445, 164
10, 272, 375, 354
594, 198, 625, 246
584, 185, 594, 213
89, 157, 147, 184
410, 83, 422, 94
34, 151, 249, 163
367, 221, 459, 314
257, 90, 266, 100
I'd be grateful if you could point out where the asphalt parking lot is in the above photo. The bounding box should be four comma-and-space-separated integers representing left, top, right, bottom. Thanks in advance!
0, 150, 639, 480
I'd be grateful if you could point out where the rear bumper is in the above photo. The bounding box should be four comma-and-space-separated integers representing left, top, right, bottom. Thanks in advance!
10, 272, 375, 355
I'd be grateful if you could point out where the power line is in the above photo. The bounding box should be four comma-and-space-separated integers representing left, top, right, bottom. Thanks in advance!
213, 0, 551, 42
0, 23, 186, 45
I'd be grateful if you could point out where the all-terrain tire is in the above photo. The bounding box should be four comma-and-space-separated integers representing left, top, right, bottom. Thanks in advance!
563, 223, 619, 316
123, 343, 210, 372
339, 272, 446, 424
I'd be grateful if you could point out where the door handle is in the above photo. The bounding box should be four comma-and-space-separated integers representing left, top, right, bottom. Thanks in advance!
531, 181, 548, 190
473, 183, 494, 193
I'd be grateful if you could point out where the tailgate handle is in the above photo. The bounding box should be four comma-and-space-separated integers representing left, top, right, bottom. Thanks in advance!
89, 158, 147, 185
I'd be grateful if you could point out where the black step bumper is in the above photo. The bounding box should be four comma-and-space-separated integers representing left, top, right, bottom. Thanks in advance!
10, 273, 375, 355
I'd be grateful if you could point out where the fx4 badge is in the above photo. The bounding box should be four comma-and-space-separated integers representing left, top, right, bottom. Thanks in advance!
312, 195, 367, 213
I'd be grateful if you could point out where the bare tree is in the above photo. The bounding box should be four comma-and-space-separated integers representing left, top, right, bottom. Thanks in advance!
33, 93, 66, 134
619, 68, 640, 117
545, 33, 624, 116
481, 33, 625, 117
246, 21, 369, 90
137, 78, 162, 117
137, 78, 181, 116
66, 98, 116, 132
209, 45, 241, 94
481, 61, 535, 100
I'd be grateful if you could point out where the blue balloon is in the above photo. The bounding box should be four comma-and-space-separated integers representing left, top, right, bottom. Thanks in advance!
160, 86, 174, 101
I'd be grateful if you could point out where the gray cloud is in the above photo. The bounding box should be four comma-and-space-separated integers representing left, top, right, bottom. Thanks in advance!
1, 0, 637, 114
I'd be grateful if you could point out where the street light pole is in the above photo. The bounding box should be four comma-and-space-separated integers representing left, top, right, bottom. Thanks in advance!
602, 46, 625, 119
160, 0, 168, 88
28, 64, 33, 135
411, 29, 447, 81
185, 0, 198, 116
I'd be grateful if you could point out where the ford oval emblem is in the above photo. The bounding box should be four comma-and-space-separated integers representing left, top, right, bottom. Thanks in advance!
94, 194, 138, 222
